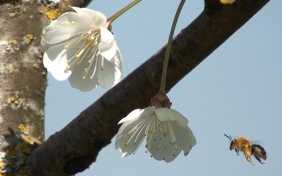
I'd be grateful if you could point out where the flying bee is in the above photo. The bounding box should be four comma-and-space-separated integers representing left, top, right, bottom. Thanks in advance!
224, 134, 267, 165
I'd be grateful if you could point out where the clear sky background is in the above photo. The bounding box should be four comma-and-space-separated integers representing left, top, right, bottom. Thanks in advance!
45, 0, 282, 175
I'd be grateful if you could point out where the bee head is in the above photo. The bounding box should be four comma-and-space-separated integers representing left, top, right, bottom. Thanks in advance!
230, 139, 237, 150
224, 134, 237, 150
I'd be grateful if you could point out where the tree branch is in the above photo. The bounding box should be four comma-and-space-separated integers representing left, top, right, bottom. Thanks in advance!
27, 0, 269, 175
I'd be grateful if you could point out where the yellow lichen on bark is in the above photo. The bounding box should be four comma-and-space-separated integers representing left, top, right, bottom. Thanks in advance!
45, 6, 61, 20
25, 34, 33, 45
18, 124, 29, 134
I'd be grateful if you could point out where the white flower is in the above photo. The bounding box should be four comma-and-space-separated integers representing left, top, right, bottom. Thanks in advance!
41, 7, 122, 92
115, 106, 196, 163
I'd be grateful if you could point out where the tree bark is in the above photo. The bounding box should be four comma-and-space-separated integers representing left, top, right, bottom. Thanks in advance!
0, 0, 91, 175
24, 0, 270, 175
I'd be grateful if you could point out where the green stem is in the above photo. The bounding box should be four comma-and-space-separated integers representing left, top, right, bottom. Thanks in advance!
108, 0, 141, 23
159, 0, 186, 94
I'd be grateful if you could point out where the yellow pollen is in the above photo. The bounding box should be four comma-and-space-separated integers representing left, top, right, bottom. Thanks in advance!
11, 40, 18, 46
66, 65, 71, 70
71, 21, 75, 25
26, 34, 33, 40
10, 96, 15, 102
77, 61, 81, 65
83, 76, 86, 79
90, 75, 94, 79
84, 68, 88, 72
65, 45, 69, 49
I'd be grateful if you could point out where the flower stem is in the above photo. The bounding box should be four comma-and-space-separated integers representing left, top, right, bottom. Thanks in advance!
159, 0, 186, 94
108, 0, 141, 23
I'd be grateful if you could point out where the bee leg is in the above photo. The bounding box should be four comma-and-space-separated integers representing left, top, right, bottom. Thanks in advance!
235, 149, 239, 156
254, 155, 265, 164
245, 155, 253, 165
243, 147, 253, 165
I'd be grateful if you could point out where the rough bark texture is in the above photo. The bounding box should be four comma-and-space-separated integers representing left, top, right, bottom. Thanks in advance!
25, 0, 270, 175
0, 1, 46, 151
0, 1, 47, 174
59, 0, 91, 13
0, 0, 91, 175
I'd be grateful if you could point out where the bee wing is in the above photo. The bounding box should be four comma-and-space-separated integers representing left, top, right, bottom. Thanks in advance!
251, 140, 263, 145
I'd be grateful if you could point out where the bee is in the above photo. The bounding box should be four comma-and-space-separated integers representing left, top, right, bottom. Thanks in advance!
224, 134, 267, 164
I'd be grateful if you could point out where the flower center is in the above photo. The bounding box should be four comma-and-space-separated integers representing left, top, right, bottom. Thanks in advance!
65, 29, 104, 80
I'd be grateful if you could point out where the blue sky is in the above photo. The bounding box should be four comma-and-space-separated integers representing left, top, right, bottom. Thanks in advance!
45, 0, 282, 175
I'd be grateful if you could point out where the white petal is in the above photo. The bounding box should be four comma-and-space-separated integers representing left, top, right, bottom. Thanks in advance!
118, 109, 144, 124
147, 119, 196, 163
115, 113, 152, 157
99, 28, 117, 60
98, 50, 122, 88
155, 108, 188, 127
43, 36, 78, 61
169, 121, 196, 157
43, 52, 71, 81
183, 127, 197, 156
147, 120, 178, 163
71, 7, 107, 27
146, 120, 169, 160
42, 36, 80, 81
41, 13, 89, 47
118, 107, 154, 134
119, 107, 155, 124
68, 55, 100, 92
42, 7, 107, 48
115, 126, 145, 157
42, 39, 79, 81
